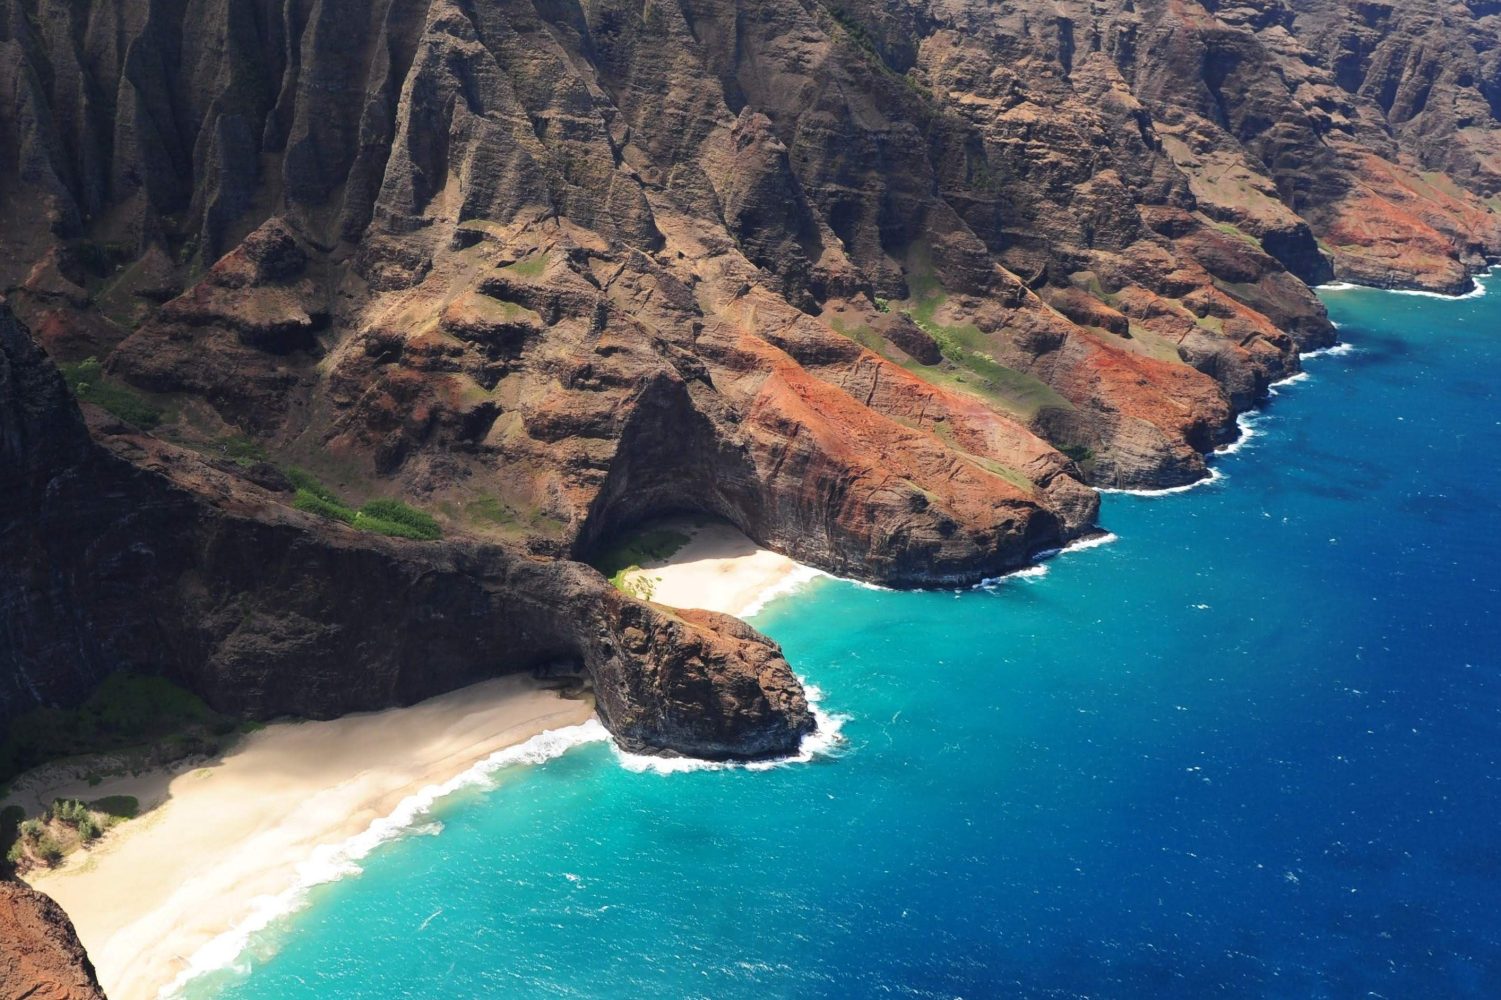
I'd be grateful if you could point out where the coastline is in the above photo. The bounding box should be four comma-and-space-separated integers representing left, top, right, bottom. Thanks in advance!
26, 265, 1484, 997
18, 677, 595, 1000
619, 518, 825, 618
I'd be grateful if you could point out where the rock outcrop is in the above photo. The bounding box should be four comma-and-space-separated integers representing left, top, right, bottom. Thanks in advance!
1, 0, 1498, 744
5, 4, 1497, 994
1, 301, 812, 759
0, 878, 106, 1000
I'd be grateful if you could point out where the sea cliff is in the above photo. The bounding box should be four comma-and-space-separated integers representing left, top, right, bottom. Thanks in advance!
1, 0, 1499, 990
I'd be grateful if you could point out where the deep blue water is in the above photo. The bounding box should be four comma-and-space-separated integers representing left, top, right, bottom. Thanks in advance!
190, 278, 1501, 999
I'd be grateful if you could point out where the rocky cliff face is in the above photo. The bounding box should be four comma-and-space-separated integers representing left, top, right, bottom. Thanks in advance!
0, 878, 106, 1000
1, 1, 1498, 726
1, 301, 812, 758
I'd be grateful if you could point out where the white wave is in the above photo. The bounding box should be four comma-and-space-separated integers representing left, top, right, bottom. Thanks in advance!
1317, 266, 1496, 300
158, 720, 612, 999
971, 532, 1117, 590
610, 680, 849, 775
1064, 531, 1119, 553
1098, 466, 1225, 498
737, 564, 828, 618
1301, 343, 1355, 361
1385, 280, 1488, 301
1215, 411, 1262, 456
1266, 371, 1313, 399
973, 563, 1049, 588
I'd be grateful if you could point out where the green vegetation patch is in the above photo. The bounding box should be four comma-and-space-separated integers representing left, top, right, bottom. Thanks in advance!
293, 488, 356, 523
592, 528, 692, 598
88, 795, 140, 820
60, 357, 166, 429
889, 248, 1072, 419
216, 435, 269, 467
354, 499, 442, 540
500, 253, 549, 278
1060, 444, 1095, 465
5, 796, 142, 871
466, 496, 518, 527
828, 318, 889, 354
1211, 221, 1264, 250
286, 467, 343, 504
0, 674, 224, 788
285, 472, 443, 540
0, 805, 23, 868
904, 313, 1073, 419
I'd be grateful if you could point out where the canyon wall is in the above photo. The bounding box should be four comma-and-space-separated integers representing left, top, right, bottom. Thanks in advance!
1, 301, 812, 759
1, 0, 1498, 733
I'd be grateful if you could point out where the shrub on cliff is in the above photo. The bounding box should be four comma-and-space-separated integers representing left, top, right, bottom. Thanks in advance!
49, 799, 89, 827
284, 477, 442, 539
59, 357, 166, 428
0, 674, 223, 787
293, 488, 356, 523
354, 499, 442, 540
285, 467, 343, 504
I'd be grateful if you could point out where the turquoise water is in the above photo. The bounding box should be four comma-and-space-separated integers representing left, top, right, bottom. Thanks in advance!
190, 277, 1501, 999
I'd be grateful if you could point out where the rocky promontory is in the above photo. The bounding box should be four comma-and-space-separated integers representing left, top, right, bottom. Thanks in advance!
0, 0, 1497, 842
3, 0, 1499, 987
1, 302, 812, 758
0, 877, 106, 1000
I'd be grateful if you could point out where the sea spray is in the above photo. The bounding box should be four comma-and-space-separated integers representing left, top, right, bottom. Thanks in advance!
160, 720, 613, 999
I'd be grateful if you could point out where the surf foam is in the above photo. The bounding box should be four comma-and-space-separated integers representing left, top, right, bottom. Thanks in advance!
736, 564, 829, 618
973, 532, 1118, 589
609, 680, 850, 775
1098, 466, 1225, 498
159, 719, 612, 998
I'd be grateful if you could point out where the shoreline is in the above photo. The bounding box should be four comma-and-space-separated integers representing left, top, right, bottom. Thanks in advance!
1316, 262, 1498, 301
26, 268, 1459, 997
619, 518, 823, 618
18, 677, 595, 1000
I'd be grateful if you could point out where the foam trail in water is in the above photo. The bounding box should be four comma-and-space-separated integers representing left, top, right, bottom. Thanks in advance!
973, 532, 1118, 589
1308, 342, 1355, 359
737, 564, 829, 618
1065, 531, 1119, 553
1098, 466, 1225, 498
159, 720, 612, 999
1318, 265, 1495, 301
610, 681, 849, 775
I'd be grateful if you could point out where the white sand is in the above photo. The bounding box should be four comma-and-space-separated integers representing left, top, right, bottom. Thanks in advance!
20, 677, 594, 1000
13, 521, 807, 1000
620, 519, 819, 617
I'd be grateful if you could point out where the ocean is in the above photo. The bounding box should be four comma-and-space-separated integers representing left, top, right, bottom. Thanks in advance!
183, 274, 1501, 999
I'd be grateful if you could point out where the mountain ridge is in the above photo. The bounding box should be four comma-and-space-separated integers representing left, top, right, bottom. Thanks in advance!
1, 1, 1499, 987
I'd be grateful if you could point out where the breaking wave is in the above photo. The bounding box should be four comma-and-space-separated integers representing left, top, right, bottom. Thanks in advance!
160, 720, 613, 998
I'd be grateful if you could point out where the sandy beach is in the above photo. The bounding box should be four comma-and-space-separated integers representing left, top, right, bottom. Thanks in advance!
18, 677, 594, 1000
10, 521, 810, 1000
620, 519, 821, 617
